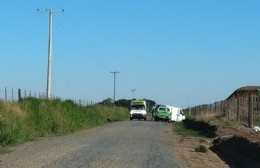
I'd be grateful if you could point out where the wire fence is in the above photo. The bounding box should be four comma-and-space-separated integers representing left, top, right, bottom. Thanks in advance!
185, 94, 260, 128
0, 87, 95, 106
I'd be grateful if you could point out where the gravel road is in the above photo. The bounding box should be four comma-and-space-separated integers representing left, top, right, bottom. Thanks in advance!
0, 121, 186, 168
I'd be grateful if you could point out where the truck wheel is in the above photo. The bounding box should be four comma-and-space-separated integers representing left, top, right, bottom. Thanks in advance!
144, 117, 147, 121
130, 117, 133, 120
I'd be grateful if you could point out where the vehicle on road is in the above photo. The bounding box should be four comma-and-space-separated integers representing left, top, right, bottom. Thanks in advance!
130, 100, 147, 120
153, 105, 171, 122
166, 105, 186, 122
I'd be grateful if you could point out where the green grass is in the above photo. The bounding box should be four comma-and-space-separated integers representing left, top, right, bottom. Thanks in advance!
0, 98, 129, 149
173, 120, 210, 153
173, 117, 217, 138
173, 122, 205, 137
178, 118, 217, 138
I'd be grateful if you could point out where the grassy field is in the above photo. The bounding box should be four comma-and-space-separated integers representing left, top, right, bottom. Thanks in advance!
0, 98, 129, 148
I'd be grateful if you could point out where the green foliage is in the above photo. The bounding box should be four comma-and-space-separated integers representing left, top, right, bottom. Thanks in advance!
174, 118, 217, 139
174, 122, 204, 137
0, 98, 129, 148
115, 99, 131, 109
0, 115, 9, 146
182, 118, 217, 138
195, 144, 208, 153
99, 98, 113, 107
99, 98, 157, 112
0, 104, 27, 147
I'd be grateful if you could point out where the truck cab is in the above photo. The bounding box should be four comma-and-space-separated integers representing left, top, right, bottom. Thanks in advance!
130, 100, 147, 121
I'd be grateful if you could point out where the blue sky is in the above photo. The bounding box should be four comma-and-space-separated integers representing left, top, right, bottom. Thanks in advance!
1, 0, 260, 107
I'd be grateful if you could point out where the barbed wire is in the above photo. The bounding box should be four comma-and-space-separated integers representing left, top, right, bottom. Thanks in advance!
0, 86, 95, 106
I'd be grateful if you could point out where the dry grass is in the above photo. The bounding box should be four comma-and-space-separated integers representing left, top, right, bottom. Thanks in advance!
0, 101, 26, 124
195, 114, 221, 122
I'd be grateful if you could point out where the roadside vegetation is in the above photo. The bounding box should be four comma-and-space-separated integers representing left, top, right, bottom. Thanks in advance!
0, 98, 129, 149
173, 117, 217, 138
174, 120, 203, 138
173, 117, 218, 153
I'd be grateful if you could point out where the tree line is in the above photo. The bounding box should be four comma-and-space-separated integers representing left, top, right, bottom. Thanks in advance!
99, 98, 156, 112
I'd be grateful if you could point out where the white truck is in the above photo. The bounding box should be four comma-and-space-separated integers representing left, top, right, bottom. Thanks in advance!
166, 105, 185, 122
130, 100, 147, 121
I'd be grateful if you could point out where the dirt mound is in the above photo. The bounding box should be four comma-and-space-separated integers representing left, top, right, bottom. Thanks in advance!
209, 117, 260, 168
174, 116, 260, 168
211, 136, 260, 168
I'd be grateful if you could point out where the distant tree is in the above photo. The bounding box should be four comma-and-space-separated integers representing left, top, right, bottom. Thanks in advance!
99, 98, 156, 110
99, 98, 113, 106
115, 98, 156, 112
116, 99, 131, 109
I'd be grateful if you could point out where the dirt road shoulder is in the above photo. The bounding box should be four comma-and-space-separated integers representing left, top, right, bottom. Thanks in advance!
170, 117, 260, 168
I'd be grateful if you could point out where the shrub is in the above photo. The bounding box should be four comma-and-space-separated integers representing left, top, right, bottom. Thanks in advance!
195, 144, 208, 153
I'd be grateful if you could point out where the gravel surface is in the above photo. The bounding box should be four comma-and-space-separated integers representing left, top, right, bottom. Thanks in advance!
0, 121, 187, 168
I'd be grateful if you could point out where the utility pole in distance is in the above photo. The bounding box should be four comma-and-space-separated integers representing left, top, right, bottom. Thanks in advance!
37, 9, 64, 99
110, 71, 120, 108
130, 89, 136, 99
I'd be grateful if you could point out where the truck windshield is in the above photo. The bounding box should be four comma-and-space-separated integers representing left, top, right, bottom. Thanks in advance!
131, 105, 145, 110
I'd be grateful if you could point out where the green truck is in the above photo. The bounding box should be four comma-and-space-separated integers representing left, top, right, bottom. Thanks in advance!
153, 105, 171, 122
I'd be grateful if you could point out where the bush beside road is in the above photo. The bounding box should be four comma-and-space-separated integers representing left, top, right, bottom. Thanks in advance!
0, 98, 129, 150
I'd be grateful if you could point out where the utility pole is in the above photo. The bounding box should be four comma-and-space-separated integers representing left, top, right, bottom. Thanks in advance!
37, 9, 64, 99
110, 71, 120, 108
130, 89, 136, 99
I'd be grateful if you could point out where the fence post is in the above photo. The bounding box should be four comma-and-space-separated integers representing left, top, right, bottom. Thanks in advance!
12, 88, 14, 101
18, 88, 22, 101
237, 97, 240, 122
220, 101, 223, 117
227, 100, 230, 120
5, 87, 7, 101
215, 102, 217, 114
248, 94, 253, 128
